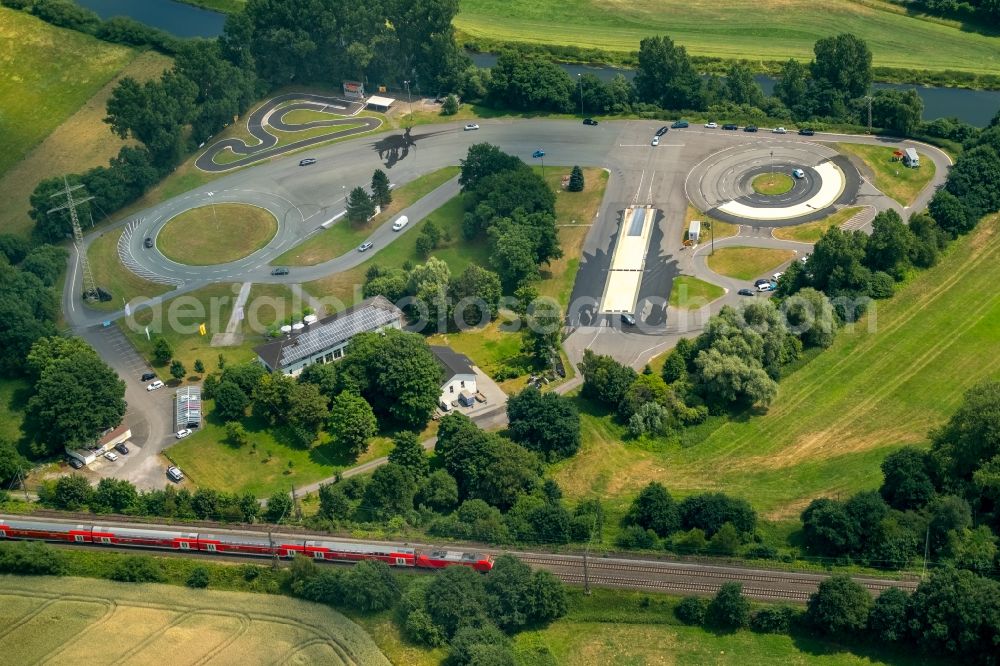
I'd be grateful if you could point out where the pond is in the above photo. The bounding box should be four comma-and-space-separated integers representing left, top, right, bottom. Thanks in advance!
75, 0, 225, 39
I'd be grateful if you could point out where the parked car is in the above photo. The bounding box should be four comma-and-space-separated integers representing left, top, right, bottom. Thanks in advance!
671, 120, 689, 128
722, 123, 738, 130
167, 466, 184, 482
115, 442, 129, 455
743, 125, 758, 132
798, 128, 815, 136
392, 215, 409, 231
800, 254, 810, 263
104, 451, 119, 462
620, 313, 636, 326
298, 158, 317, 166
146, 380, 164, 391
175, 429, 192, 439
704, 122, 718, 129
754, 278, 772, 287
357, 241, 374, 252
270, 267, 289, 276
773, 127, 787, 134
464, 123, 479, 131
757, 282, 774, 292
532, 149, 545, 158
792, 168, 805, 179
583, 118, 598, 126
143, 237, 153, 248
140, 372, 156, 382
656, 126, 669, 136
651, 136, 660, 146
773, 272, 784, 280
738, 288, 755, 296
67, 457, 83, 469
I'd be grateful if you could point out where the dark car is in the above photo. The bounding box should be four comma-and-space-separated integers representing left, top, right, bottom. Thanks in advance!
753, 278, 772, 287
143, 237, 153, 248
358, 241, 374, 252
738, 288, 755, 296
270, 267, 289, 276
743, 125, 758, 132
115, 442, 129, 455
620, 313, 636, 326
140, 372, 156, 382
299, 158, 317, 166
531, 149, 545, 158
583, 118, 598, 126
798, 128, 815, 136
67, 457, 83, 469
671, 120, 689, 128
722, 123, 738, 130
656, 126, 669, 136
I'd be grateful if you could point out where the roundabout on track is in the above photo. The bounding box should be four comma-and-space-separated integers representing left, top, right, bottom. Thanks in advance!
156, 203, 278, 266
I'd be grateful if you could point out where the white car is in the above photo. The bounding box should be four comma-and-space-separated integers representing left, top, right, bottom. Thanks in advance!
651, 136, 660, 146
704, 122, 718, 129
167, 466, 184, 482
392, 215, 409, 231
175, 428, 192, 439
800, 255, 810, 263
792, 168, 805, 179
773, 272, 784, 280
104, 451, 119, 462
773, 127, 788, 134
146, 380, 164, 391
757, 282, 774, 292
464, 123, 479, 131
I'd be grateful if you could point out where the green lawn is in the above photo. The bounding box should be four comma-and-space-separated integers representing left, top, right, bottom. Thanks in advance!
273, 167, 460, 266
669, 275, 726, 309
456, 0, 1000, 77
707, 247, 797, 280
752, 172, 795, 195
554, 214, 1000, 519
0, 377, 29, 450
773, 206, 864, 243
685, 205, 740, 245
157, 203, 277, 265
833, 143, 937, 206
211, 122, 368, 166
0, 7, 135, 179
86, 228, 175, 313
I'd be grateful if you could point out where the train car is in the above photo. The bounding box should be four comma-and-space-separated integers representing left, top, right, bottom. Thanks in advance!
197, 532, 275, 558
415, 550, 494, 572
0, 519, 93, 544
91, 525, 197, 550
302, 540, 416, 567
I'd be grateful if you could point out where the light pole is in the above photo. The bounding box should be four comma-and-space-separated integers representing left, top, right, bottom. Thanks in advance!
207, 191, 218, 231
403, 80, 413, 129
577, 73, 584, 117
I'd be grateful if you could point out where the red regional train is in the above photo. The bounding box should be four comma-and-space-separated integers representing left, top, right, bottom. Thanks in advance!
0, 518, 494, 572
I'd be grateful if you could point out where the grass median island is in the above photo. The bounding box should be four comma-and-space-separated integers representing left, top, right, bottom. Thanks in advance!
752, 172, 794, 196
834, 143, 936, 206
157, 204, 277, 265
669, 275, 726, 309
274, 166, 460, 266
706, 246, 797, 280
773, 206, 863, 243
86, 228, 174, 312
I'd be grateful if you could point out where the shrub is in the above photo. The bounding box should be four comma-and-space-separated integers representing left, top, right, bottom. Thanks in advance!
0, 541, 67, 576
614, 525, 658, 549
108, 556, 165, 583
705, 582, 750, 630
675, 596, 708, 625
186, 566, 210, 588
750, 606, 797, 633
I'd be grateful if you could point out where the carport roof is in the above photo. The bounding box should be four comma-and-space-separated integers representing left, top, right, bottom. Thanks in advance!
367, 95, 395, 108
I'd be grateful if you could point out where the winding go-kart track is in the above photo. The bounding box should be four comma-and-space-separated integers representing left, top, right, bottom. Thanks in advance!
67, 97, 952, 374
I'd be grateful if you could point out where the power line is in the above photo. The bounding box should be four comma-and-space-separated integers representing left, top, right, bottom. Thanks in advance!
48, 177, 97, 301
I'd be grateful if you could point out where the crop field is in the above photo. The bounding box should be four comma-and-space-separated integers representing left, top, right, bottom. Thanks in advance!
0, 575, 389, 665
0, 8, 135, 181
556, 214, 1000, 519
456, 0, 1000, 76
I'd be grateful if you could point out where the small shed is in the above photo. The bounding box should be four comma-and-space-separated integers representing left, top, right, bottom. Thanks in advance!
902, 148, 920, 168
366, 95, 395, 112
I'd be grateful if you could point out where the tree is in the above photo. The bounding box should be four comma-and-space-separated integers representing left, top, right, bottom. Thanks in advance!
579, 349, 637, 410
387, 431, 428, 478
152, 337, 173, 365
800, 498, 858, 556
213, 381, 249, 421
866, 209, 914, 278
264, 491, 293, 523
371, 168, 392, 208
91, 477, 139, 514
193, 359, 205, 375
675, 597, 708, 625
450, 264, 502, 327
567, 166, 584, 192
369, 330, 442, 429
286, 382, 329, 443
104, 71, 197, 166
678, 493, 757, 538
506, 387, 581, 461
928, 189, 972, 236
623, 482, 679, 537
25, 336, 95, 381
225, 420, 250, 448
298, 362, 342, 401
708, 522, 742, 555
907, 568, 1000, 660
487, 49, 575, 112
783, 287, 838, 348
186, 567, 210, 589
810, 33, 873, 102
0, 440, 29, 488
424, 565, 489, 638
340, 560, 400, 611
169, 359, 186, 381
774, 58, 809, 117
870, 88, 923, 136
0, 233, 30, 264
363, 463, 416, 519
20, 245, 67, 286
52, 474, 92, 510
327, 391, 377, 457
705, 582, 750, 631
27, 352, 127, 457
926, 494, 972, 556
317, 483, 351, 521
459, 143, 524, 193
930, 380, 1000, 482
879, 447, 935, 510
805, 575, 872, 635
633, 35, 705, 110
448, 625, 514, 666
441, 93, 459, 115
725, 62, 763, 107
345, 186, 375, 225
251, 372, 294, 424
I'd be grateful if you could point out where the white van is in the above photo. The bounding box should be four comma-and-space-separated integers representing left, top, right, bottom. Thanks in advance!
902, 148, 920, 168
392, 216, 409, 231
167, 466, 184, 482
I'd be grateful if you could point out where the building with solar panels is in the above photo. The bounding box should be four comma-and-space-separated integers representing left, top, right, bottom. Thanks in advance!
253, 295, 404, 376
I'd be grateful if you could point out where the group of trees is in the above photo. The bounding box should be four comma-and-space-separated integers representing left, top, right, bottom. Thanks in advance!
892, 0, 1000, 28
345, 169, 393, 225
0, 240, 62, 375
929, 114, 1000, 235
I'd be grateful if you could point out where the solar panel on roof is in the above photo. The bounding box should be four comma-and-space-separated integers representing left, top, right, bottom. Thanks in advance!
278, 304, 399, 367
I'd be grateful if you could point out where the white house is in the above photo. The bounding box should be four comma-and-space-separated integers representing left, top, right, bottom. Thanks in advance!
254, 295, 403, 376
430, 346, 477, 410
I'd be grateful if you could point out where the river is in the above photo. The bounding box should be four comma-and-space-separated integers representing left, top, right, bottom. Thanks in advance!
73, 0, 998, 126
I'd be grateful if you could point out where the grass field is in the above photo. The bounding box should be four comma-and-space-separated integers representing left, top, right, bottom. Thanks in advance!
211, 122, 369, 166
455, 0, 1000, 76
87, 228, 175, 312
0, 575, 389, 665
0, 8, 135, 180
0, 378, 28, 447
707, 247, 797, 280
555, 214, 1000, 519
833, 143, 936, 206
0, 50, 171, 239
273, 167, 460, 266
753, 173, 795, 195
684, 205, 740, 245
669, 275, 726, 309
773, 206, 864, 243
157, 204, 277, 265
